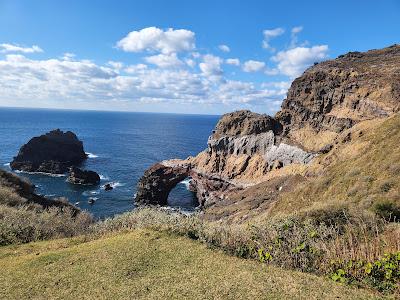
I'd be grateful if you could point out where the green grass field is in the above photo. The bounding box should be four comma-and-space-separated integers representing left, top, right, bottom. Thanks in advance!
0, 229, 384, 300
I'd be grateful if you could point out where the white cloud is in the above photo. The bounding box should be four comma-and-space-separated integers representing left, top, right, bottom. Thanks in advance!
242, 60, 265, 72
0, 43, 43, 54
199, 54, 223, 77
272, 45, 329, 77
124, 63, 148, 74
0, 53, 286, 113
144, 53, 184, 68
290, 26, 303, 48
116, 27, 195, 54
218, 44, 230, 52
262, 28, 285, 51
225, 58, 240, 66
107, 61, 124, 70
185, 58, 196, 68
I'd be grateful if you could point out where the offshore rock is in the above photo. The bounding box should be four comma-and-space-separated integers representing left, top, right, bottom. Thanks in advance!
10, 129, 87, 174
67, 167, 100, 185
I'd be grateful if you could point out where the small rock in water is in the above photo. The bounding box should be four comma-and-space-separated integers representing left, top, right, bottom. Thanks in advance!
88, 198, 96, 204
104, 183, 113, 191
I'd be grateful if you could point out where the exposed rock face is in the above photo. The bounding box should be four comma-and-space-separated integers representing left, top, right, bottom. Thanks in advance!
10, 129, 87, 174
67, 167, 100, 185
276, 44, 400, 150
210, 110, 282, 139
135, 163, 190, 206
135, 45, 400, 216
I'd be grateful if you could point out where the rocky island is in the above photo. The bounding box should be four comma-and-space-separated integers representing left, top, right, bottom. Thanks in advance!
10, 129, 88, 174
67, 166, 100, 185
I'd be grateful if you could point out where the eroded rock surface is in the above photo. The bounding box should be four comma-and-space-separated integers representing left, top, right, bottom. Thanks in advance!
11, 129, 87, 174
67, 167, 100, 185
135, 45, 400, 217
135, 163, 190, 206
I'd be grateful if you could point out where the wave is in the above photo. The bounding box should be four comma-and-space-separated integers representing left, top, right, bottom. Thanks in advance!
101, 182, 124, 189
3, 163, 10, 167
14, 170, 66, 177
86, 152, 98, 158
82, 190, 100, 196
179, 178, 192, 190
99, 174, 109, 180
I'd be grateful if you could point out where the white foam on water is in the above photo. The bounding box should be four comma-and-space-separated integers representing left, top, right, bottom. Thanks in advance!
45, 194, 56, 197
179, 178, 192, 190
86, 152, 98, 158
14, 170, 66, 177
101, 182, 124, 189
3, 163, 10, 167
82, 190, 100, 196
99, 174, 109, 180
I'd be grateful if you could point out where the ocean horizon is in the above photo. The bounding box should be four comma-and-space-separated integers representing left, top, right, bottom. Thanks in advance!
0, 107, 220, 218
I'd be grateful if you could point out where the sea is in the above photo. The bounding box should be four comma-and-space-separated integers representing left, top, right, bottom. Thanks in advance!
0, 107, 219, 219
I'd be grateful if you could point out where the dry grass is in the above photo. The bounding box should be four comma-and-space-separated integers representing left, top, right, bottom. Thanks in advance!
272, 114, 400, 215
0, 229, 385, 300
0, 204, 93, 245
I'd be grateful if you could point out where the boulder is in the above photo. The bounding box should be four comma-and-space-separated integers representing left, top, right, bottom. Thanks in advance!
104, 183, 113, 191
67, 167, 100, 185
11, 129, 87, 174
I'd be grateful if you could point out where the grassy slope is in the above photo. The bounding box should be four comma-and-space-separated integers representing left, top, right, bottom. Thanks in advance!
0, 230, 383, 300
272, 114, 400, 215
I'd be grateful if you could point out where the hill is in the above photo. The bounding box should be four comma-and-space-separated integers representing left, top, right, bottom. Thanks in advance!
0, 229, 384, 300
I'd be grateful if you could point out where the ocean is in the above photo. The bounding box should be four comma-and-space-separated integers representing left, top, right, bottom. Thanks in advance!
0, 108, 219, 219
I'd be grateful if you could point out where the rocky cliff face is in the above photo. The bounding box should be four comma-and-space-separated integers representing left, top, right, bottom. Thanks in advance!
276, 44, 400, 150
135, 45, 400, 216
11, 129, 87, 174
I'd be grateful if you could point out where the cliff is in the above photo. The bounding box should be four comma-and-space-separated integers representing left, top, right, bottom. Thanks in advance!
135, 44, 400, 220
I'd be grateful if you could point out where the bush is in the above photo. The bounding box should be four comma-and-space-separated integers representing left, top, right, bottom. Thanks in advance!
0, 204, 93, 245
330, 252, 400, 293
374, 201, 400, 222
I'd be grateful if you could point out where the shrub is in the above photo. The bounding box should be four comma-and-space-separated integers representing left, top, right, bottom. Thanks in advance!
330, 252, 400, 292
374, 201, 400, 222
0, 204, 93, 245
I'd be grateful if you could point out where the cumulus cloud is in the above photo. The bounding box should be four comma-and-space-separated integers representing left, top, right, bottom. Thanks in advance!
218, 44, 230, 52
242, 60, 266, 72
144, 53, 184, 68
271, 45, 329, 77
0, 53, 286, 112
0, 43, 43, 53
199, 54, 223, 78
262, 28, 285, 51
116, 27, 195, 54
225, 58, 240, 66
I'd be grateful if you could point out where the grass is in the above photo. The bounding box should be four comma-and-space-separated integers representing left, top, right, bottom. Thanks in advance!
272, 114, 400, 215
0, 229, 385, 300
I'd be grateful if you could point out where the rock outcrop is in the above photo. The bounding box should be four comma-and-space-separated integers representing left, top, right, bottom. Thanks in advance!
135, 45, 400, 217
135, 163, 190, 206
276, 44, 400, 150
10, 129, 87, 174
67, 167, 100, 185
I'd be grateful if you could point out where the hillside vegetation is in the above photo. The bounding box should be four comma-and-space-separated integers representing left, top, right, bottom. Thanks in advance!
0, 229, 385, 300
273, 113, 400, 217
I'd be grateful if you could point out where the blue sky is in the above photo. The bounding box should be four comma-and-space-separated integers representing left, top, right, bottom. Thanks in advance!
0, 0, 399, 115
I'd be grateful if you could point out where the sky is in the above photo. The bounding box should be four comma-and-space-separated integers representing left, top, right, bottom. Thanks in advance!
0, 0, 399, 115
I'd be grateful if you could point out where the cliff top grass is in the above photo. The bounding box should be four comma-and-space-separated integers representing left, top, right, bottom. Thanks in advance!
272, 113, 400, 216
0, 229, 384, 300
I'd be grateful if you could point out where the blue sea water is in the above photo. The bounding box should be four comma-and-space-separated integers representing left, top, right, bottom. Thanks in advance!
0, 108, 219, 219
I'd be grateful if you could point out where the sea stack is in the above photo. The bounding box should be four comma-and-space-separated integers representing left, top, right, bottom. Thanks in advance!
67, 167, 100, 185
10, 129, 87, 174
